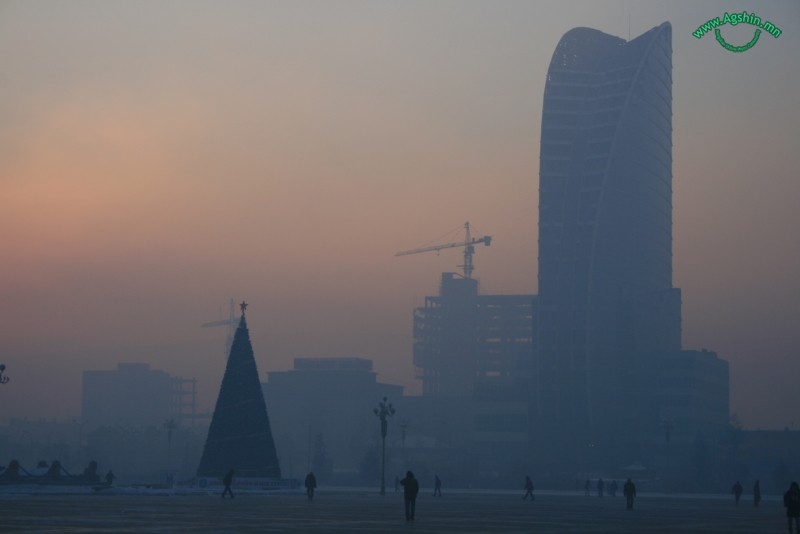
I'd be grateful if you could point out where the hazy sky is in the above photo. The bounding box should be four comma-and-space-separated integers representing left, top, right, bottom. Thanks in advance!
2, 1, 798, 429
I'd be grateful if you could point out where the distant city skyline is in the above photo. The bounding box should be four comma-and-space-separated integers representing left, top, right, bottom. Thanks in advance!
1, 1, 798, 429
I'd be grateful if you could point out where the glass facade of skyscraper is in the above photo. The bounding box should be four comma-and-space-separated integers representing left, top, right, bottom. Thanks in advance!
535, 23, 679, 468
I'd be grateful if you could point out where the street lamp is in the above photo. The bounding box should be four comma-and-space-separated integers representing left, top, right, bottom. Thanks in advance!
0, 364, 9, 384
72, 418, 86, 461
20, 429, 33, 455
661, 417, 673, 492
398, 418, 409, 466
163, 419, 177, 477
373, 396, 395, 496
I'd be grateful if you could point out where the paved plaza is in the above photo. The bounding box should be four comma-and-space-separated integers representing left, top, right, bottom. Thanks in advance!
1, 489, 788, 533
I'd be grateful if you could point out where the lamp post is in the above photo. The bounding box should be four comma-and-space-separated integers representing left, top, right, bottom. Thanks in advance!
0, 364, 9, 384
72, 418, 86, 462
20, 429, 33, 455
398, 418, 409, 467
163, 419, 177, 478
661, 417, 672, 492
373, 396, 395, 496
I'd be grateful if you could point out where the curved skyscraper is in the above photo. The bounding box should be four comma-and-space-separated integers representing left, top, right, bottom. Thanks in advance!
535, 23, 680, 468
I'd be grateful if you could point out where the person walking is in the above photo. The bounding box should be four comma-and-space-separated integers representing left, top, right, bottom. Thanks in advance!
732, 480, 743, 506
305, 472, 317, 501
401, 471, 420, 522
623, 478, 636, 510
221, 469, 235, 499
523, 475, 535, 501
754, 479, 762, 507
785, 482, 800, 534
597, 478, 605, 497
433, 475, 442, 497
609, 479, 618, 497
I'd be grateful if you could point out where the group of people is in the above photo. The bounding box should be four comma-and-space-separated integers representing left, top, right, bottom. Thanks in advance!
219, 466, 422, 522
719, 482, 795, 533
580, 478, 637, 509
218, 469, 800, 529
585, 478, 617, 498
220, 469, 318, 500
732, 479, 763, 507
463, 474, 637, 510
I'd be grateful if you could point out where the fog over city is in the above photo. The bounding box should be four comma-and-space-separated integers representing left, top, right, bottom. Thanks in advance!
2, 0, 799, 435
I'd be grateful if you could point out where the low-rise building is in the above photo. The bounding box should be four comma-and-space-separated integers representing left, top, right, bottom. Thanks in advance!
262, 357, 402, 481
81, 363, 196, 427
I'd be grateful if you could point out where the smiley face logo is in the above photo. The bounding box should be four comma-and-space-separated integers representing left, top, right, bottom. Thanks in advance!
693, 11, 782, 53
714, 28, 761, 52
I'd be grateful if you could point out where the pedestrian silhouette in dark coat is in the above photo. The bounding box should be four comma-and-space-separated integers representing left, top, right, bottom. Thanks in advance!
523, 475, 534, 501
623, 478, 636, 510
433, 475, 442, 497
785, 482, 800, 534
732, 480, 743, 506
221, 469, 234, 498
401, 470, 420, 521
305, 472, 317, 501
753, 479, 761, 507
597, 478, 605, 497
609, 479, 618, 497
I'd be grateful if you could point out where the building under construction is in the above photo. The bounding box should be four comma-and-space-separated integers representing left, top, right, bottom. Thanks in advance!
413, 272, 536, 400
400, 223, 537, 461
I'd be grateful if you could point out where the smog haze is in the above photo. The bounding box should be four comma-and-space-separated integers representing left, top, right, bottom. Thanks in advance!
1, 1, 799, 429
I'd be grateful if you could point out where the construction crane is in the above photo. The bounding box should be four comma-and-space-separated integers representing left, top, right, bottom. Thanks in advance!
395, 222, 491, 279
201, 298, 237, 358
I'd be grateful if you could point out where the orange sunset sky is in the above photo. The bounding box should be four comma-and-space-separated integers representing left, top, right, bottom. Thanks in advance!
1, 1, 799, 429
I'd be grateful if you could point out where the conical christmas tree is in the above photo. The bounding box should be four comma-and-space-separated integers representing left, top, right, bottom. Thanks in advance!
197, 303, 281, 478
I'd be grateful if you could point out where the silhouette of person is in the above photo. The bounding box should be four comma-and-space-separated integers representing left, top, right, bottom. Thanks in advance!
597, 478, 605, 497
584, 479, 591, 496
83, 461, 99, 482
400, 470, 420, 521
523, 475, 535, 501
433, 475, 442, 497
609, 479, 618, 497
623, 478, 636, 510
221, 469, 235, 498
732, 480, 743, 506
785, 482, 800, 534
104, 470, 115, 486
754, 479, 761, 507
305, 472, 317, 501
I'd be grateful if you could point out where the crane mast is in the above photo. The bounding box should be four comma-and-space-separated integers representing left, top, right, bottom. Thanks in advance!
201, 298, 237, 358
395, 222, 491, 279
